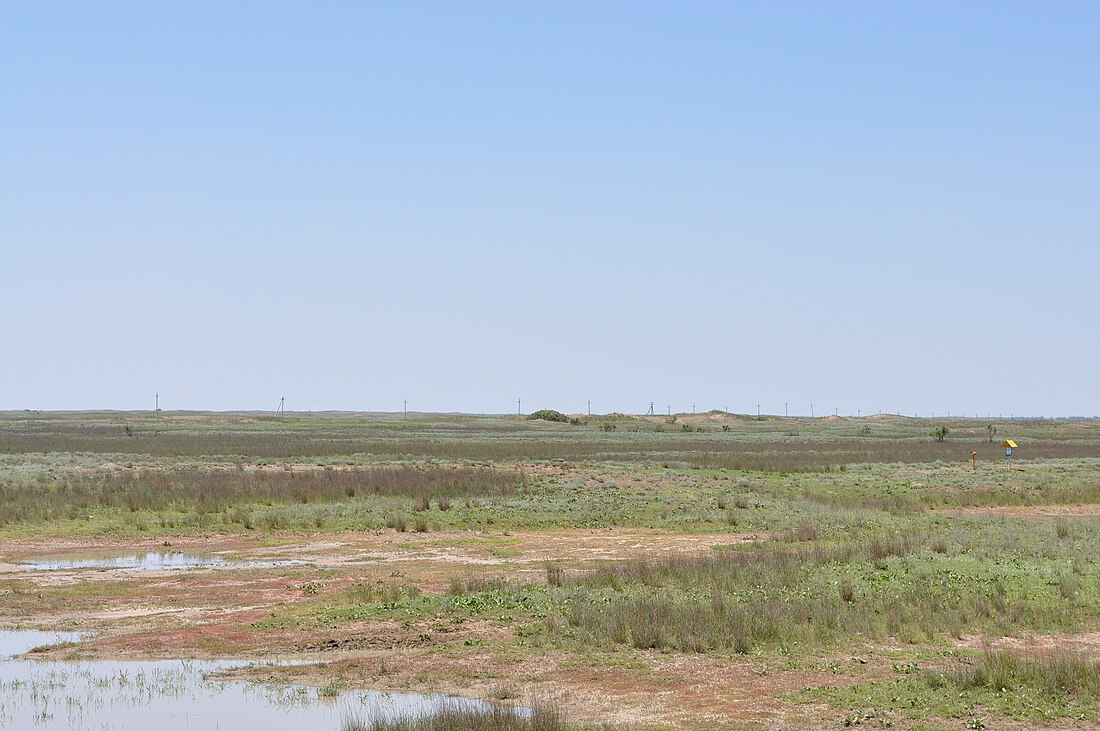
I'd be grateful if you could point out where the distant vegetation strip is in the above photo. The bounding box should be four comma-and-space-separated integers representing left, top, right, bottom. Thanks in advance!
2, 429, 1095, 470
0, 465, 524, 525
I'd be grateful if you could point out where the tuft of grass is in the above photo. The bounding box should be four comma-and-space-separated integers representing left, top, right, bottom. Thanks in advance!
807, 650, 1100, 723
785, 522, 819, 542
341, 698, 564, 731
545, 561, 563, 588
949, 650, 1100, 697
487, 683, 520, 701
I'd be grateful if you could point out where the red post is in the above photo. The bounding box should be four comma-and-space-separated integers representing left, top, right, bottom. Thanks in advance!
971, 450, 977, 470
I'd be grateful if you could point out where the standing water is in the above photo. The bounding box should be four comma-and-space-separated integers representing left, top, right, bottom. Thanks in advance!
17, 551, 307, 571
0, 631, 504, 730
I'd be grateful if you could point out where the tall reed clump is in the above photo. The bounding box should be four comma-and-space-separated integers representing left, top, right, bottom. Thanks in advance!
341, 698, 564, 731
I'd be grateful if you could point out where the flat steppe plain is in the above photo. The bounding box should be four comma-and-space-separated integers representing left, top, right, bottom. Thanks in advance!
2, 411, 1099, 729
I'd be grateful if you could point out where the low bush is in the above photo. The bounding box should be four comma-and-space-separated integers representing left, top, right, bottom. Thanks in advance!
526, 410, 569, 423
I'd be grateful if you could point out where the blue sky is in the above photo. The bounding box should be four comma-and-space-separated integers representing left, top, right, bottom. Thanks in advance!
2, 2, 1097, 415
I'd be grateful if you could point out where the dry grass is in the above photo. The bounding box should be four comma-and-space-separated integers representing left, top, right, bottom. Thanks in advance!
0, 465, 524, 525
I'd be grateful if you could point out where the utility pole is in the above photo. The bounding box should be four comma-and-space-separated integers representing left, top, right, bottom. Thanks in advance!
810, 403, 814, 418
757, 404, 761, 417
784, 402, 788, 417
667, 404, 671, 416
276, 396, 285, 417
155, 392, 159, 419
588, 400, 591, 416
403, 398, 407, 420
517, 398, 521, 416
692, 403, 696, 415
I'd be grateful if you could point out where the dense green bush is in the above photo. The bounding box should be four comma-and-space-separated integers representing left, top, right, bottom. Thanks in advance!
526, 409, 569, 423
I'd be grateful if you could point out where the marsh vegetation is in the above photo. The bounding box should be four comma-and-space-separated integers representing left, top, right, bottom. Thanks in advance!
1, 410, 1099, 729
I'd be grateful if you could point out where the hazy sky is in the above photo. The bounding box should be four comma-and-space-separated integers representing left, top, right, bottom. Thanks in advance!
2, 2, 1097, 416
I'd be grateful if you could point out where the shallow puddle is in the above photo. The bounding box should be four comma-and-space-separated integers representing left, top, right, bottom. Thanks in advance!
0, 630, 88, 659
0, 631, 507, 730
19, 551, 307, 571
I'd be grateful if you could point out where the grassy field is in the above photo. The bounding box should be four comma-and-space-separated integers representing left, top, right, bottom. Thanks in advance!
1, 410, 1098, 729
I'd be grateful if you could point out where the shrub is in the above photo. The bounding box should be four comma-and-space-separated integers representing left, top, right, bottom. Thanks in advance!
527, 409, 568, 423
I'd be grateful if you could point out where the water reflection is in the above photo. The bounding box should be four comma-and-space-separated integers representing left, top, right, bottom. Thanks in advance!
0, 632, 497, 730
19, 552, 307, 571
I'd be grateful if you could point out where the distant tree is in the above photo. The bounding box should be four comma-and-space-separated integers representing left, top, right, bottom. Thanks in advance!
929, 425, 949, 442
987, 424, 997, 443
